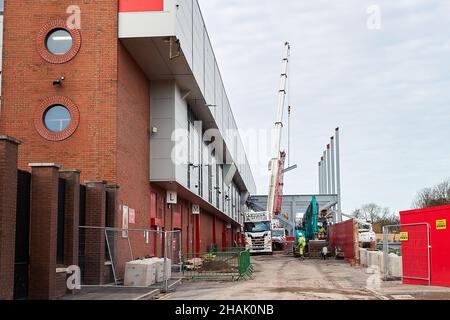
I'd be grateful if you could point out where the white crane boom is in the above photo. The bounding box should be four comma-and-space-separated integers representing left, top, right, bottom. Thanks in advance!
266, 42, 290, 220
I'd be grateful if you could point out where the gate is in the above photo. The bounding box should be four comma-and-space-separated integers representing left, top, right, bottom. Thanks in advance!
382, 223, 430, 285
14, 170, 31, 300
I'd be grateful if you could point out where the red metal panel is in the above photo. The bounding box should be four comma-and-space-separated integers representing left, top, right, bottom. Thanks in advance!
212, 216, 216, 244
222, 224, 227, 251
150, 192, 157, 219
401, 205, 450, 287
172, 204, 182, 230
195, 214, 201, 254
119, 0, 164, 12
328, 219, 355, 261
399, 224, 429, 285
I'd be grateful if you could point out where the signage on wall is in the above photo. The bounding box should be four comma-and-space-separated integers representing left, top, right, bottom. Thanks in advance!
122, 205, 129, 238
167, 191, 177, 204
119, 0, 164, 13
436, 219, 447, 230
192, 204, 200, 215
399, 232, 409, 242
129, 208, 136, 224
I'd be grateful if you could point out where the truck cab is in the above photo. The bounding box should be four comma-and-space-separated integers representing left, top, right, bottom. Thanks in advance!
244, 212, 273, 254
271, 228, 286, 251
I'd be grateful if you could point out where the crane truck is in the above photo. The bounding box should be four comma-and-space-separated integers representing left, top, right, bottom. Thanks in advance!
245, 43, 291, 254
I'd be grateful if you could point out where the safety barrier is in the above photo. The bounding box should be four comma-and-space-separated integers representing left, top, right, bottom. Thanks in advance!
181, 249, 253, 281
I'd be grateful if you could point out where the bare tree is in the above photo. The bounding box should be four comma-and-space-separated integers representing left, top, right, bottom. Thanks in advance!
352, 203, 383, 224
352, 203, 400, 233
413, 178, 450, 209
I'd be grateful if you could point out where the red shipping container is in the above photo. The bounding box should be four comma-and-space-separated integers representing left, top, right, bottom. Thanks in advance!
400, 205, 450, 287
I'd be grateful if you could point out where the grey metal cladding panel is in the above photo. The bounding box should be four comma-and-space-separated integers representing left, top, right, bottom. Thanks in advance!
222, 96, 237, 163
202, 144, 209, 201
151, 159, 176, 181
176, 0, 193, 68
204, 32, 215, 106
151, 139, 175, 160
176, 163, 189, 188
151, 118, 175, 140
214, 63, 223, 131
192, 0, 205, 95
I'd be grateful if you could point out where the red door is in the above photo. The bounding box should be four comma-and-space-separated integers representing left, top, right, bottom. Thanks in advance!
212, 216, 216, 245
401, 224, 430, 285
222, 224, 227, 251
195, 214, 201, 254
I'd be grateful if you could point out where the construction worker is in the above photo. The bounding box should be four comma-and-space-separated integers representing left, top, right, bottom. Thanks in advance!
298, 234, 306, 260
318, 225, 326, 240
321, 246, 328, 260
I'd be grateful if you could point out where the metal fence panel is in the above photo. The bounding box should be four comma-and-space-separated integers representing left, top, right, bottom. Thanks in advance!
181, 249, 253, 281
78, 227, 182, 292
382, 223, 430, 285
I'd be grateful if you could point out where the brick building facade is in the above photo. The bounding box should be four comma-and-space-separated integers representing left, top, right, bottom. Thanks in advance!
0, 0, 256, 299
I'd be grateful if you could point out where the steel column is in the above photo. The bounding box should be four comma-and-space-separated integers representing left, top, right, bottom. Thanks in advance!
335, 128, 342, 221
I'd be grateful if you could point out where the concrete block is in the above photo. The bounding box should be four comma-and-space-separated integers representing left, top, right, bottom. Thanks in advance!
388, 253, 403, 278
367, 251, 384, 272
124, 260, 156, 287
360, 248, 368, 267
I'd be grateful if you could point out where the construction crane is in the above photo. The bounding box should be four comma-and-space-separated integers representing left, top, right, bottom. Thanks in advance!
266, 42, 290, 220
244, 42, 291, 254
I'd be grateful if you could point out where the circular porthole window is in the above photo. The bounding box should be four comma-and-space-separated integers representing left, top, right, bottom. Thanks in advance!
46, 29, 73, 55
34, 97, 80, 141
44, 105, 72, 132
37, 20, 81, 64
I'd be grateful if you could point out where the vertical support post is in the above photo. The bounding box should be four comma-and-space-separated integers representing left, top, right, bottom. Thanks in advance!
105, 185, 120, 274
318, 162, 322, 194
321, 157, 325, 194
382, 226, 389, 281
427, 223, 431, 286
330, 137, 336, 195
83, 180, 107, 285
0, 136, 21, 300
163, 231, 169, 293
326, 144, 331, 195
29, 163, 60, 300
335, 128, 342, 222
59, 170, 80, 268
323, 151, 327, 194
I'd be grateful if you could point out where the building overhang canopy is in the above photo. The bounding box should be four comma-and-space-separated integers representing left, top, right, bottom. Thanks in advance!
119, 0, 256, 195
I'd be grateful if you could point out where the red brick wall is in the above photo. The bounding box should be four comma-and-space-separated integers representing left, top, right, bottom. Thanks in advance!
0, 138, 20, 300
117, 43, 150, 231
29, 165, 60, 300
0, 0, 119, 183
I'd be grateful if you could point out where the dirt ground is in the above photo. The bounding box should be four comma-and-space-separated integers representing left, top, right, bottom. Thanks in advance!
159, 253, 450, 300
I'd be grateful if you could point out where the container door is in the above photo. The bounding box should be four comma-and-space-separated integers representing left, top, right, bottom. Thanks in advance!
401, 224, 430, 285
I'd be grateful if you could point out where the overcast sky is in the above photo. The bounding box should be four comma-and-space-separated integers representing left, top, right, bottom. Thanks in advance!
198, 0, 450, 215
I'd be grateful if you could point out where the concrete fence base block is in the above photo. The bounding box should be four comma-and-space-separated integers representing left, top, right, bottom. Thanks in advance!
360, 248, 368, 267
388, 253, 403, 278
